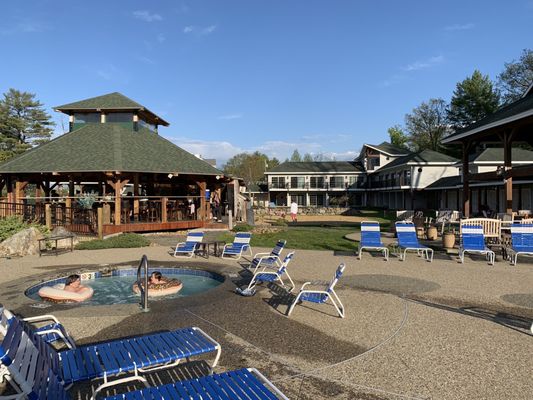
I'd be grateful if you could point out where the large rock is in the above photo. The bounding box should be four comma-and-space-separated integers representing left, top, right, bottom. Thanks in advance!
50, 226, 79, 248
0, 227, 44, 257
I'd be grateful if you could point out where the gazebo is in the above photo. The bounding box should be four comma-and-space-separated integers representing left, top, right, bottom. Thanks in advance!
0, 92, 227, 235
442, 83, 533, 217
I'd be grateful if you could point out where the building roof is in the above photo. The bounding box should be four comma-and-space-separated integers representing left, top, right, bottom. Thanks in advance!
265, 161, 363, 174
425, 175, 462, 189
469, 147, 533, 163
0, 123, 222, 175
373, 149, 458, 172
442, 90, 533, 144
364, 142, 410, 156
54, 92, 170, 126
247, 182, 268, 193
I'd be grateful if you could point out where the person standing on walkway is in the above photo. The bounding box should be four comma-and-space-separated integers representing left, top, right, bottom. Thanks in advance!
290, 200, 298, 222
212, 190, 222, 222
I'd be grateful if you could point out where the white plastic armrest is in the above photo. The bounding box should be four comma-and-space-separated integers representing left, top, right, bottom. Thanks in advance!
253, 252, 272, 258
35, 328, 76, 349
23, 314, 60, 324
176, 242, 186, 247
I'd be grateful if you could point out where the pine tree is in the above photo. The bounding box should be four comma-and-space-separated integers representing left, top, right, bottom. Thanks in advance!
0, 89, 55, 160
290, 149, 302, 162
448, 70, 500, 129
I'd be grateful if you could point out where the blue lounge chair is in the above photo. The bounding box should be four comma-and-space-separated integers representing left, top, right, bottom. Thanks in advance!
2, 319, 289, 400
459, 224, 495, 265
395, 222, 434, 262
1, 317, 222, 389
0, 305, 75, 349
359, 221, 389, 260
247, 252, 295, 292
287, 264, 346, 318
221, 232, 253, 259
249, 239, 286, 273
173, 231, 204, 257
508, 223, 533, 266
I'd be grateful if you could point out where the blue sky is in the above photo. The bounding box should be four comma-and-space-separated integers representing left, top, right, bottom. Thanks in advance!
1, 1, 532, 166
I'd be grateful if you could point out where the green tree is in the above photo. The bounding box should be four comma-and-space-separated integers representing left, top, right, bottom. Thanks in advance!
405, 98, 451, 152
302, 153, 313, 162
448, 70, 500, 129
290, 149, 302, 162
387, 125, 409, 149
497, 49, 533, 104
223, 151, 273, 186
0, 89, 55, 161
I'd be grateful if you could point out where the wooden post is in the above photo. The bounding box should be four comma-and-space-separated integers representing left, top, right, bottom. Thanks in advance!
97, 207, 103, 239
161, 197, 168, 223
504, 131, 514, 214
6, 176, 13, 214
462, 141, 471, 218
197, 181, 206, 221
115, 177, 121, 225
45, 204, 52, 229
133, 173, 139, 221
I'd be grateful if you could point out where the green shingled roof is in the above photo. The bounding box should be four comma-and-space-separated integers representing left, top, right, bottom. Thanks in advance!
443, 89, 533, 143
54, 92, 169, 126
0, 124, 223, 175
375, 149, 458, 171
266, 161, 363, 174
366, 142, 410, 155
469, 147, 533, 162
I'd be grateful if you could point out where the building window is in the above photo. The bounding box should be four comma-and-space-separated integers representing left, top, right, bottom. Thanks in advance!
330, 176, 344, 188
291, 194, 306, 206
106, 113, 133, 123
73, 113, 100, 124
310, 176, 324, 188
271, 177, 286, 189
291, 177, 305, 189
309, 194, 324, 206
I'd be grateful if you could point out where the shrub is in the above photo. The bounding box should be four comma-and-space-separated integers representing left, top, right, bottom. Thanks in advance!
75, 233, 150, 250
0, 216, 49, 242
271, 218, 288, 226
232, 224, 253, 232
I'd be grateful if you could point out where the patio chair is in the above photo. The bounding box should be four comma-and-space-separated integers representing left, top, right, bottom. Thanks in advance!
459, 225, 495, 265
2, 319, 289, 400
247, 252, 295, 292
249, 239, 286, 273
0, 305, 75, 349
221, 232, 253, 259
1, 316, 222, 388
358, 221, 389, 260
395, 222, 434, 262
287, 263, 346, 318
508, 223, 533, 266
173, 231, 204, 257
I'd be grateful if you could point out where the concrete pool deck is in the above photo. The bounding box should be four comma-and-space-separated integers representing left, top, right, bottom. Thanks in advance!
0, 241, 532, 399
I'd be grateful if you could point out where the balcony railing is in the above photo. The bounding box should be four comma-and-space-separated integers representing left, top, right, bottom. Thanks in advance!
268, 181, 367, 190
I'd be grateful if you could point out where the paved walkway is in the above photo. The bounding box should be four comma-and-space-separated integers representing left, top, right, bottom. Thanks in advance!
0, 240, 532, 399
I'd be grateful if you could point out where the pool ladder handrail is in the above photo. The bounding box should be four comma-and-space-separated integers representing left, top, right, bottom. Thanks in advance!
136, 255, 150, 312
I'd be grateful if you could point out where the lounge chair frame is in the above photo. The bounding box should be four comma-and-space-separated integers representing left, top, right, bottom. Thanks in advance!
173, 231, 204, 258
508, 223, 533, 266
288, 264, 345, 318
247, 252, 295, 292
221, 232, 253, 260
459, 225, 495, 265
359, 221, 389, 261
395, 222, 434, 262
249, 239, 286, 273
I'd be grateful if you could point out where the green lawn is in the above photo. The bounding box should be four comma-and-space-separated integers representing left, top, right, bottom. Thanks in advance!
217, 226, 358, 251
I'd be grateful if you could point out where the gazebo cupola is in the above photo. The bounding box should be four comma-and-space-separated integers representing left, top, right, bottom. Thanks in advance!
54, 92, 169, 134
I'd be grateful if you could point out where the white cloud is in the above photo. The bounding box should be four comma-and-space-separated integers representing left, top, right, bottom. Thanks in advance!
165, 134, 359, 167
218, 113, 243, 120
403, 55, 444, 71
183, 25, 217, 36
444, 23, 475, 31
133, 10, 163, 22
156, 33, 166, 43
136, 56, 156, 65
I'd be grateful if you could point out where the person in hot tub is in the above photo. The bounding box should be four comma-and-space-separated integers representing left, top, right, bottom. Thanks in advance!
63, 274, 89, 293
149, 271, 167, 285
